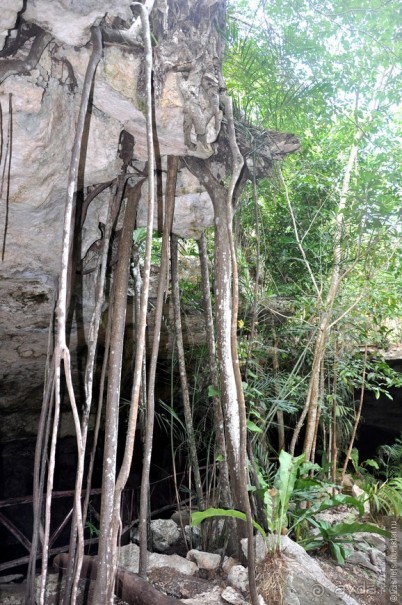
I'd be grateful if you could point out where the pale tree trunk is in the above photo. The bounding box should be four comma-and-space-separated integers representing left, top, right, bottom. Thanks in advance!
184, 90, 259, 604
63, 175, 127, 605
290, 126, 364, 461
197, 233, 231, 509
91, 181, 143, 605
27, 28, 102, 605
138, 155, 178, 577
310, 358, 324, 466
331, 340, 340, 486
185, 158, 245, 512
92, 6, 154, 602
224, 92, 258, 605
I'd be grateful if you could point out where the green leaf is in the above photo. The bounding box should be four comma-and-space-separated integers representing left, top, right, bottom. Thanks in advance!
325, 522, 391, 539
263, 489, 275, 533
191, 508, 266, 538
330, 542, 346, 565
275, 450, 305, 512
208, 385, 220, 397
363, 459, 380, 470
247, 419, 263, 433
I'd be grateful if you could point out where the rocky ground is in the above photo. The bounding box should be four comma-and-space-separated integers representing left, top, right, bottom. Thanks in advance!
0, 512, 396, 605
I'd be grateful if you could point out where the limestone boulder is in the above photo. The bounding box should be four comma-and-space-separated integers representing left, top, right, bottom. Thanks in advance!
119, 543, 198, 576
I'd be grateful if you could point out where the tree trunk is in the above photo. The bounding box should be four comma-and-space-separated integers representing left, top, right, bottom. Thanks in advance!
341, 346, 368, 481
290, 126, 364, 461
91, 182, 143, 605
138, 155, 178, 577
93, 7, 154, 602
197, 233, 231, 509
171, 234, 205, 510
273, 333, 285, 452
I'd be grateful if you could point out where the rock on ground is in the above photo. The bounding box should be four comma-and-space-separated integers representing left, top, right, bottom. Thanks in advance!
119, 543, 198, 576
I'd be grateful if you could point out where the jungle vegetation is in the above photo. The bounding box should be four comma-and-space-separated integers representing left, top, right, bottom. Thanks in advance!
26, 2, 402, 605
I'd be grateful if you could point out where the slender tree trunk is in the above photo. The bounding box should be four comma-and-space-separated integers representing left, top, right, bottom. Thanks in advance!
248, 163, 261, 345
25, 362, 55, 604
131, 242, 147, 443
91, 181, 143, 605
310, 358, 324, 466
171, 234, 205, 510
92, 6, 154, 602
65, 175, 128, 605
222, 91, 258, 605
138, 155, 178, 577
290, 126, 364, 461
341, 346, 368, 481
28, 28, 102, 605
331, 341, 339, 486
197, 233, 231, 508
273, 333, 285, 452
83, 282, 113, 525
184, 157, 254, 571
184, 91, 258, 601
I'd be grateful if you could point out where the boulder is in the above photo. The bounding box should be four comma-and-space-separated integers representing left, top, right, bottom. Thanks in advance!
221, 586, 249, 604
179, 586, 223, 605
241, 533, 267, 564
150, 519, 182, 553
345, 551, 381, 573
187, 550, 221, 572
227, 565, 249, 595
242, 535, 360, 605
119, 543, 198, 576
222, 556, 240, 576
277, 536, 359, 605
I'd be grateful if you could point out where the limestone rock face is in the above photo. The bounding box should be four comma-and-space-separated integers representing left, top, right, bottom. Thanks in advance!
0, 0, 223, 441
0, 0, 299, 443
0, 0, 24, 51
24, 0, 133, 47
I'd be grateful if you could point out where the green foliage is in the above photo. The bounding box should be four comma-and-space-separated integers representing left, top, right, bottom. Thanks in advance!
224, 0, 402, 482
176, 1, 402, 559
191, 454, 392, 563
273, 451, 306, 530
339, 354, 402, 400
191, 507, 266, 538
377, 436, 402, 479
85, 520, 100, 538
302, 519, 390, 565
191, 452, 307, 552
362, 479, 402, 517
347, 447, 379, 476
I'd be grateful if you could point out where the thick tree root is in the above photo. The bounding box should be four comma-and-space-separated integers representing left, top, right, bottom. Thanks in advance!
53, 553, 180, 605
